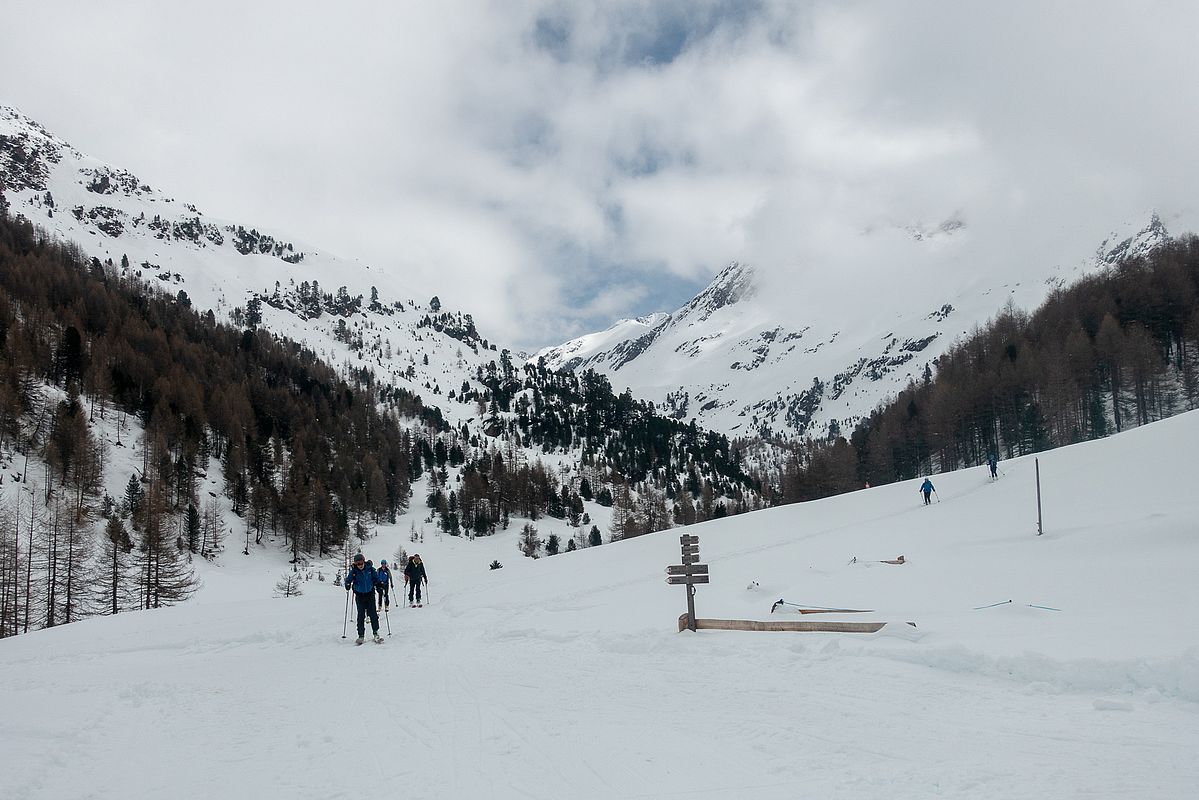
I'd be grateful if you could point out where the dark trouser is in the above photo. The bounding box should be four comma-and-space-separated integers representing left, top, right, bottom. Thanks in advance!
355, 592, 379, 637
923, 490, 932, 505
376, 584, 390, 609
990, 466, 997, 478
407, 580, 422, 603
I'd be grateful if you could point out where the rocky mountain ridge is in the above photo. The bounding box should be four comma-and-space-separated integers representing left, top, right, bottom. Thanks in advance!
536, 218, 1173, 441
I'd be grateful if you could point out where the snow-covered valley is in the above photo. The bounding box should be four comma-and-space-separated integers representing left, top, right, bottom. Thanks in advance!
7, 5, 1199, 796
2, 410, 1196, 799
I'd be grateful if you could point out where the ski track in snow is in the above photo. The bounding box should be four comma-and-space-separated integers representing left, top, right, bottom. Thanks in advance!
4, 413, 1199, 798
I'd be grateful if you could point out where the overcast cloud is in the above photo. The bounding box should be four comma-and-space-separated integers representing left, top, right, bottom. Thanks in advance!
3, 1, 1197, 348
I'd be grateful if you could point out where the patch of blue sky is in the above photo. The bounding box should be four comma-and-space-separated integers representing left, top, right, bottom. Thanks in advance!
610, 142, 694, 178
506, 112, 558, 169
623, 268, 705, 318
560, 249, 706, 331
532, 1, 766, 71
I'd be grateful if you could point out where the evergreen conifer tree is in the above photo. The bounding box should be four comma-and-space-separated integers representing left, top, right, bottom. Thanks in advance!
519, 523, 540, 558
185, 503, 201, 553
124, 474, 143, 520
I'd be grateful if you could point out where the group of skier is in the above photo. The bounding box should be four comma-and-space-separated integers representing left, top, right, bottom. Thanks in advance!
342, 552, 429, 645
918, 455, 1000, 506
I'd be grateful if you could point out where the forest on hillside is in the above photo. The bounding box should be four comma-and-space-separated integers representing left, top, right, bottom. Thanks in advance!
0, 205, 422, 637
772, 236, 1199, 502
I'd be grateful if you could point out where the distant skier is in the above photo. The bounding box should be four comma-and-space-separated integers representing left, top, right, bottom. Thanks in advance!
344, 553, 383, 644
920, 478, 935, 505
987, 455, 998, 480
404, 554, 428, 607
376, 559, 395, 611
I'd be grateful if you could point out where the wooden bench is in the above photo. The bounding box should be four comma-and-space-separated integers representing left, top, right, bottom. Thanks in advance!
678, 614, 915, 633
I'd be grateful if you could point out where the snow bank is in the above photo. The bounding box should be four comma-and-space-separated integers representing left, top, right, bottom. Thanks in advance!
2, 411, 1199, 798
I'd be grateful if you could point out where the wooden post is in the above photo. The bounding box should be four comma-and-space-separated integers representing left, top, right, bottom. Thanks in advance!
1035, 457, 1043, 536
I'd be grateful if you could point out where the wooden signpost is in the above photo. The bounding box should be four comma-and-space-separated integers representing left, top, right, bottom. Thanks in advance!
667, 534, 707, 631
666, 534, 914, 635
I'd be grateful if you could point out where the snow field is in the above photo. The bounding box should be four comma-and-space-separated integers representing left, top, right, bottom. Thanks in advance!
2, 411, 1199, 798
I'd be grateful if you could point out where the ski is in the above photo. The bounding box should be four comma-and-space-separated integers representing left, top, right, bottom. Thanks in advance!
798, 606, 870, 614
771, 599, 872, 614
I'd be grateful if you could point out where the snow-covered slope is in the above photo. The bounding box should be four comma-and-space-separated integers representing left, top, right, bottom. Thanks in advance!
0, 104, 497, 428
537, 219, 1175, 441
3, 409, 1196, 799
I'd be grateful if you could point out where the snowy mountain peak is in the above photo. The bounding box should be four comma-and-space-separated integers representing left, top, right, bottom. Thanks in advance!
630, 311, 671, 327
905, 213, 966, 242
1096, 212, 1170, 267
0, 105, 79, 192
678, 261, 757, 322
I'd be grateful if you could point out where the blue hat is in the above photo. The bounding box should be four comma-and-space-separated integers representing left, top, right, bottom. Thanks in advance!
353, 553, 364, 562
380, 559, 388, 566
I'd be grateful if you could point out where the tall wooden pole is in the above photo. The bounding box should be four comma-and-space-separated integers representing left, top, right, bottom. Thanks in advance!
1035, 457, 1043, 536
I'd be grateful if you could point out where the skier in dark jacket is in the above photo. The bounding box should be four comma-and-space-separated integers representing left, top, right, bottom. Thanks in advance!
404, 554, 428, 607
919, 478, 935, 505
376, 559, 395, 611
987, 455, 998, 480
344, 553, 382, 644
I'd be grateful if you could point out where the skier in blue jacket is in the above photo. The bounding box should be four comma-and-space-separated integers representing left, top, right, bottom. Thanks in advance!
919, 478, 935, 505
375, 559, 395, 611
343, 553, 382, 644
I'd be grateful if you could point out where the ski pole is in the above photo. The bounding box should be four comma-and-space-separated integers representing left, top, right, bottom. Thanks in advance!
973, 599, 1012, 610
384, 606, 392, 635
934, 490, 940, 503
425, 579, 430, 605
342, 585, 350, 639
772, 599, 873, 613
